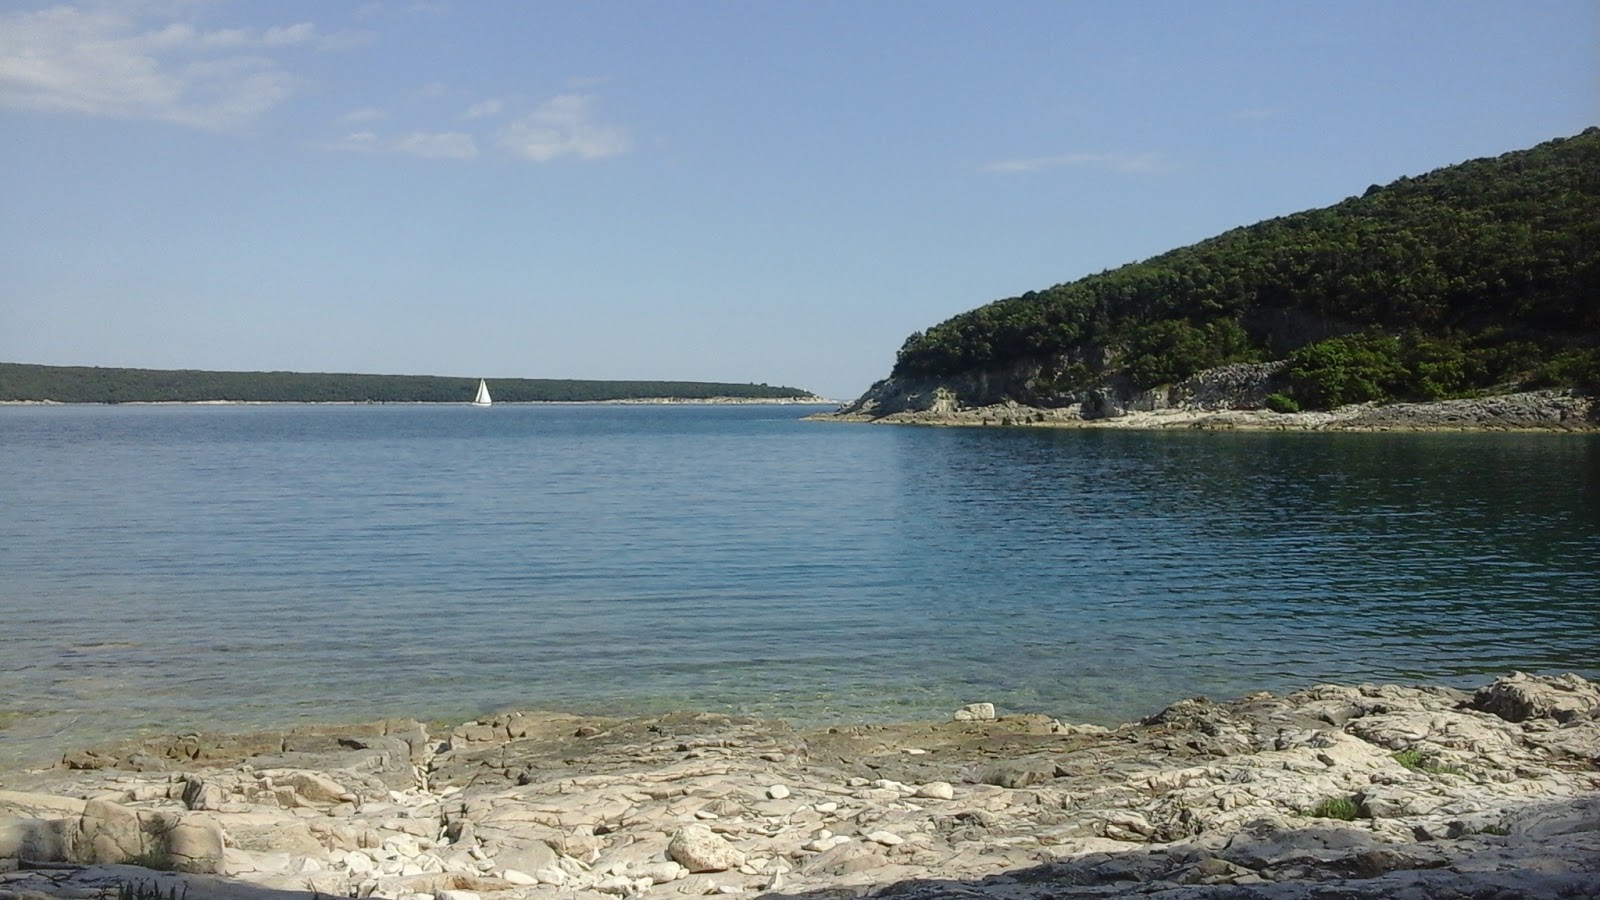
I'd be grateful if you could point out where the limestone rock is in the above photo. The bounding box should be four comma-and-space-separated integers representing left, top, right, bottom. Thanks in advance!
500, 868, 536, 885
8, 675, 1600, 900
1468, 672, 1600, 724
953, 703, 996, 722
667, 824, 745, 873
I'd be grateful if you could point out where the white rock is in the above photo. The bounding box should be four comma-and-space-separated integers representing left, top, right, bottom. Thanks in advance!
634, 861, 687, 884
534, 866, 568, 886
865, 830, 904, 846
595, 874, 642, 895
345, 852, 376, 876
954, 702, 997, 721
502, 868, 538, 885
815, 802, 839, 813
437, 892, 480, 900
914, 782, 955, 800
766, 785, 791, 800
668, 824, 746, 873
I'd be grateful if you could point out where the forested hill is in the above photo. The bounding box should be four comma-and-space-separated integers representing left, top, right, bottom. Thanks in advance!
0, 364, 820, 404
889, 128, 1600, 410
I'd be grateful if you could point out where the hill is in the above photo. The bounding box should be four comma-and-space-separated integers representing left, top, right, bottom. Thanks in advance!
0, 363, 821, 404
858, 129, 1599, 418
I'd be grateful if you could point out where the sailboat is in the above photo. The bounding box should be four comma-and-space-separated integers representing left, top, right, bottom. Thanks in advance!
471, 379, 492, 407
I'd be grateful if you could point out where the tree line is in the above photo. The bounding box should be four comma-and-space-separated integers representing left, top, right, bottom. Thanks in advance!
0, 364, 819, 404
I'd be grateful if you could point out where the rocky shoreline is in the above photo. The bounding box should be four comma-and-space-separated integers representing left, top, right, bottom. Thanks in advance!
811, 361, 1599, 431
2, 673, 1598, 899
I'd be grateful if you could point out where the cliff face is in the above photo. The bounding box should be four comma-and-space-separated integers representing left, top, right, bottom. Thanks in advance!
836, 359, 1288, 421
824, 359, 1598, 431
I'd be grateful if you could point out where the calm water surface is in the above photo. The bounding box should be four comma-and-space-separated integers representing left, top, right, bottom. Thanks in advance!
2, 404, 1597, 765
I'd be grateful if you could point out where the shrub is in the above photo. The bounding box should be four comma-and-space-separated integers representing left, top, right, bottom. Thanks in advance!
1264, 392, 1300, 413
1286, 332, 1408, 409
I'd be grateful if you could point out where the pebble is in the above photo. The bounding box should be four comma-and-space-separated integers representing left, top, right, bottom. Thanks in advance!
766, 784, 791, 800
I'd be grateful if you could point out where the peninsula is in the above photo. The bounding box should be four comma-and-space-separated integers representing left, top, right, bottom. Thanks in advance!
0, 364, 825, 405
820, 129, 1599, 430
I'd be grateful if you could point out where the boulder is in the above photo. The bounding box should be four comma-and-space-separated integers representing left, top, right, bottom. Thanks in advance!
953, 703, 996, 722
667, 825, 744, 873
1468, 672, 1600, 724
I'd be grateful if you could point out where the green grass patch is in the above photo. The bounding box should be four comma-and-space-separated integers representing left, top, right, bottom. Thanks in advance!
1307, 796, 1361, 821
1392, 749, 1462, 775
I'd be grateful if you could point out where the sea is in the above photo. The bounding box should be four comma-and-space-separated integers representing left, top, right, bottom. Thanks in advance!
2, 403, 1597, 767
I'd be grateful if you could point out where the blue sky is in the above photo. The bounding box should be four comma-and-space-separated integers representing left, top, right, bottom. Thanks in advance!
1, 1, 1594, 400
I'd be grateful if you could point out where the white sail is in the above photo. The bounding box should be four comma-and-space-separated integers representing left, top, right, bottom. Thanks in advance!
471, 379, 492, 406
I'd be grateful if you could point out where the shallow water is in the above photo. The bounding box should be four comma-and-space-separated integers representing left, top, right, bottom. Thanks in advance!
2, 404, 1596, 765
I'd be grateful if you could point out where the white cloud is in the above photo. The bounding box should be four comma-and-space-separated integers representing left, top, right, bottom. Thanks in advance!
463, 97, 503, 119
338, 106, 385, 124
982, 152, 1169, 175
496, 93, 628, 162
0, 4, 352, 131
327, 129, 478, 160
395, 130, 476, 159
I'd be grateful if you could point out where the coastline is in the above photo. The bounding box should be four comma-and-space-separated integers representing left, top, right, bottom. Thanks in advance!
2, 673, 1597, 899
809, 389, 1599, 432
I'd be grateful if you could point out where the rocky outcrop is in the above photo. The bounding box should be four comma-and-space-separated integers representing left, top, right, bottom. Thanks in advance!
829, 358, 1287, 423
820, 363, 1598, 432
2, 673, 1598, 899
0, 792, 224, 873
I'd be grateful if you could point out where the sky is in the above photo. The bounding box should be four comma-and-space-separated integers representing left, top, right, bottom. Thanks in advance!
1, 1, 1595, 400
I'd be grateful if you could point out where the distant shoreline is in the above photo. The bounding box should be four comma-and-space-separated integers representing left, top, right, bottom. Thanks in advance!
0, 396, 837, 407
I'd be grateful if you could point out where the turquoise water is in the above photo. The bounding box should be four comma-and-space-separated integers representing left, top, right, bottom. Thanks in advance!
2, 403, 1597, 765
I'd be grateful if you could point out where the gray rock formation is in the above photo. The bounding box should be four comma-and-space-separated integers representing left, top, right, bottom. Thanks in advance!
2, 673, 1597, 899
821, 357, 1597, 432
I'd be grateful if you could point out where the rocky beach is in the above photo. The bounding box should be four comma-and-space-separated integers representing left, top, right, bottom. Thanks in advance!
3, 673, 1598, 900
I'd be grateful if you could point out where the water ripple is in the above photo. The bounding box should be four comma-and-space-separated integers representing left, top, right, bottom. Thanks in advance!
1, 405, 1596, 765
